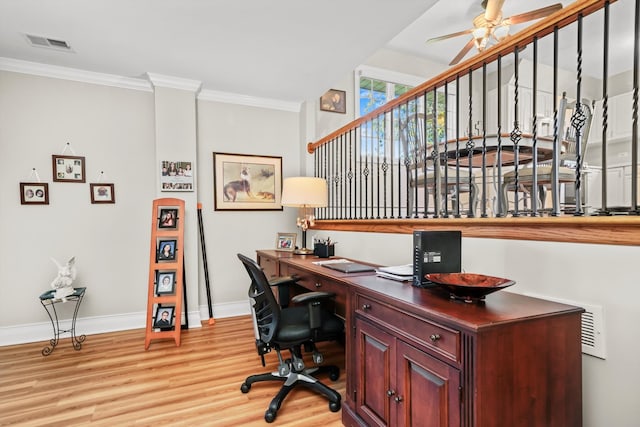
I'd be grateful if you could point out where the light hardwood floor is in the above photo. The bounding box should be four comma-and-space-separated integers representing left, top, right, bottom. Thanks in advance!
0, 316, 346, 426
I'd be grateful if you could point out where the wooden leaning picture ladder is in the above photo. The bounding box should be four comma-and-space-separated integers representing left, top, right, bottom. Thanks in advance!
145, 198, 185, 349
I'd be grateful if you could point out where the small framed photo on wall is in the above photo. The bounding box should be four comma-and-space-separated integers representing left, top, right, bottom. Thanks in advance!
20, 182, 49, 205
52, 155, 86, 183
320, 89, 346, 113
157, 240, 177, 261
90, 183, 115, 204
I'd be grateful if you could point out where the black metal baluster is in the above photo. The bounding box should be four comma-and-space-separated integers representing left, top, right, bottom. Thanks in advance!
531, 37, 540, 217
496, 55, 505, 217
412, 102, 419, 218
455, 74, 461, 218
600, 1, 611, 215
390, 109, 396, 219
339, 133, 345, 219
376, 114, 382, 219
511, 46, 522, 217
467, 69, 476, 218
348, 129, 353, 219
425, 91, 433, 218
632, 0, 639, 215
441, 83, 448, 218
364, 121, 370, 219
572, 14, 586, 216
551, 26, 561, 216
382, 111, 390, 219
481, 62, 488, 218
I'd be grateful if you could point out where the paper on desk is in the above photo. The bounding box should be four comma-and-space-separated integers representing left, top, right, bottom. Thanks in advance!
376, 264, 413, 276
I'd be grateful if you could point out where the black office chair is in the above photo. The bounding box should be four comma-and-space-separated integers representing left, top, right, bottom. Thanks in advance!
237, 253, 343, 423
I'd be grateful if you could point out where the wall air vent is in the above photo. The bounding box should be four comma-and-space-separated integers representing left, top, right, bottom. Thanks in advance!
524, 293, 606, 359
24, 34, 73, 52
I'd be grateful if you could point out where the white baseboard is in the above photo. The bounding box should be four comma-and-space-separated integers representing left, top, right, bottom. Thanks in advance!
0, 300, 251, 347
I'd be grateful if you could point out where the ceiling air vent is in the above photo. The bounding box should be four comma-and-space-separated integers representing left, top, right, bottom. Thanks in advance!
24, 34, 73, 52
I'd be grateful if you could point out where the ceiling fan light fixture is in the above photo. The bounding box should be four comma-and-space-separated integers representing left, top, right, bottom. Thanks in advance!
472, 27, 489, 51
493, 24, 510, 42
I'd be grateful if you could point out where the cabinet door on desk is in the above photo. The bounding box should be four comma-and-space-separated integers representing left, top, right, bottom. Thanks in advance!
396, 340, 461, 427
355, 318, 395, 427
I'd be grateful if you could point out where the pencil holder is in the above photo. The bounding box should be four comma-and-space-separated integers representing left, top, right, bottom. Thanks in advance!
314, 243, 335, 258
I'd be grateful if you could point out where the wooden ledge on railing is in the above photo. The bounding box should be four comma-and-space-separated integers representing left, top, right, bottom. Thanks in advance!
310, 216, 640, 246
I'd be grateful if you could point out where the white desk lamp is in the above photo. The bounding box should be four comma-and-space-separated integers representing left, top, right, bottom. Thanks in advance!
281, 177, 327, 255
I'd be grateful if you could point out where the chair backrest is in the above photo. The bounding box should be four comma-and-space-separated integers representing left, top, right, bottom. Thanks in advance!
557, 92, 594, 167
237, 253, 281, 344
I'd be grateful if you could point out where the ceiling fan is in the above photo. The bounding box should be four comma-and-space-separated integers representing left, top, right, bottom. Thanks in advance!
426, 0, 562, 66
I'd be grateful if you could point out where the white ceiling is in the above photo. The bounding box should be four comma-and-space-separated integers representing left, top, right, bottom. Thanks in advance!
0, 1, 634, 103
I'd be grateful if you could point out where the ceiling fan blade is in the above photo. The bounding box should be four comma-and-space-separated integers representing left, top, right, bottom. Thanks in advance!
427, 29, 473, 44
449, 39, 475, 66
484, 0, 506, 23
506, 3, 563, 25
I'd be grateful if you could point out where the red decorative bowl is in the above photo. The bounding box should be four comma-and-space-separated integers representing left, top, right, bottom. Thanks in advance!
425, 273, 515, 303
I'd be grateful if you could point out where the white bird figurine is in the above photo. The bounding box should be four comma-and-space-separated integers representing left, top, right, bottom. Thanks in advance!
51, 256, 77, 298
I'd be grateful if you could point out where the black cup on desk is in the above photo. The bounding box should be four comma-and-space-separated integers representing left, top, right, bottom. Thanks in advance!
314, 243, 335, 258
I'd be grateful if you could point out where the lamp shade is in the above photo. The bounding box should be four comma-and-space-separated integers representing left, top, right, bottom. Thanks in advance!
281, 177, 327, 207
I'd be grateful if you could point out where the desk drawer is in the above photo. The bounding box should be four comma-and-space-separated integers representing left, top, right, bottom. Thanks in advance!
356, 294, 460, 362
283, 265, 347, 318
259, 256, 279, 280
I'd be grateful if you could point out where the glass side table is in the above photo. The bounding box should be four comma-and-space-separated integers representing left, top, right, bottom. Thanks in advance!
39, 287, 86, 356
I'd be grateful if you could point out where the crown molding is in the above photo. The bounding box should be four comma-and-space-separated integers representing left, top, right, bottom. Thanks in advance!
198, 88, 301, 112
146, 72, 202, 93
0, 57, 153, 92
0, 57, 301, 111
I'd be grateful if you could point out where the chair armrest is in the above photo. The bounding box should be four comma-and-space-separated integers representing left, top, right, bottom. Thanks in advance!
291, 291, 336, 305
292, 291, 337, 331
268, 275, 299, 308
268, 275, 299, 287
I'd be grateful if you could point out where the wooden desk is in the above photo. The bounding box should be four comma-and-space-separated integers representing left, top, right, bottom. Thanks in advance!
256, 250, 583, 427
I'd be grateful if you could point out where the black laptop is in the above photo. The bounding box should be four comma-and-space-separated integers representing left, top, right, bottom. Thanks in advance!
322, 262, 376, 273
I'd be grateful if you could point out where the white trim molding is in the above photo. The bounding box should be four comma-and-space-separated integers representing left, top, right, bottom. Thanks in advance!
146, 72, 202, 93
198, 88, 300, 112
0, 300, 250, 347
0, 57, 153, 92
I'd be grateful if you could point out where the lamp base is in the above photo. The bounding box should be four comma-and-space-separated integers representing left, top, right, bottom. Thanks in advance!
293, 247, 314, 255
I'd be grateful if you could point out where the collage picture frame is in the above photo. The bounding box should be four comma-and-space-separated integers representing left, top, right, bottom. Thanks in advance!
52, 154, 86, 183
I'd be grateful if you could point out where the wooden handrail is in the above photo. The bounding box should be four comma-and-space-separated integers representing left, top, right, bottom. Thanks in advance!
308, 0, 614, 154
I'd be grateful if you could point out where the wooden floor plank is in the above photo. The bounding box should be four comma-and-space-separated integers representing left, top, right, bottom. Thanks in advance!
0, 316, 345, 426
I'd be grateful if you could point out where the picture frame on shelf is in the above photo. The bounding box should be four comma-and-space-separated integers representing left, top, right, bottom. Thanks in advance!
157, 239, 177, 261
212, 152, 283, 211
276, 232, 297, 252
19, 182, 49, 205
154, 305, 175, 329
156, 271, 176, 295
320, 89, 346, 113
89, 183, 115, 204
158, 208, 178, 229
52, 155, 86, 183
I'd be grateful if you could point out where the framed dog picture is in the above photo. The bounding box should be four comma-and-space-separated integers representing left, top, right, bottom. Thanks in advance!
212, 152, 283, 211
89, 183, 115, 204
